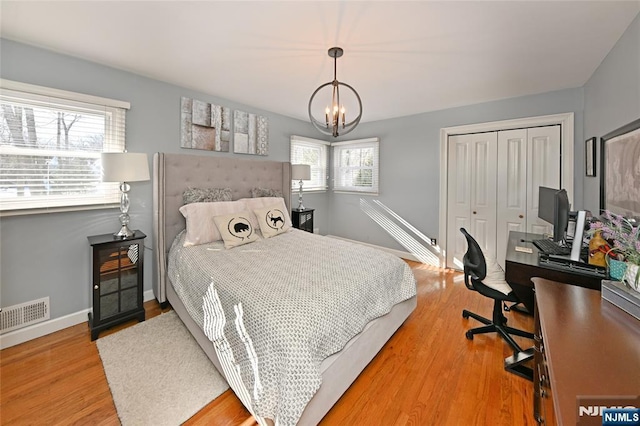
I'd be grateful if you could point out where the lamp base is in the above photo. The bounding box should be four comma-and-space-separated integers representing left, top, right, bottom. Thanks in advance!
114, 225, 135, 239
298, 179, 306, 211
114, 187, 135, 239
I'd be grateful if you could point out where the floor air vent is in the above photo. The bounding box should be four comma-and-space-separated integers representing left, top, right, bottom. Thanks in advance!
0, 297, 50, 334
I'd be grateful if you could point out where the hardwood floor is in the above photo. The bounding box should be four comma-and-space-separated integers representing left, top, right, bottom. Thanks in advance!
0, 261, 536, 425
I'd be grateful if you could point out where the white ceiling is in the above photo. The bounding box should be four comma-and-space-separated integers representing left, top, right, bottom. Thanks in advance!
2, 1, 639, 123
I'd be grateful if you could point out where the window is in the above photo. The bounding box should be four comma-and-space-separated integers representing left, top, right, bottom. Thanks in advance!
333, 138, 379, 194
290, 135, 329, 191
0, 79, 129, 214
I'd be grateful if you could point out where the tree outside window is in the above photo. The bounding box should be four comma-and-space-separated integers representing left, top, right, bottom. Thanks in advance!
0, 82, 127, 212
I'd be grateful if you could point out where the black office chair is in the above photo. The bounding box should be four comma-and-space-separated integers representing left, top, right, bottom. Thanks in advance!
460, 228, 534, 379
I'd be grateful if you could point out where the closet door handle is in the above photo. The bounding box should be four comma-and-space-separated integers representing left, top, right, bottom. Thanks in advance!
519, 214, 524, 219
473, 211, 477, 215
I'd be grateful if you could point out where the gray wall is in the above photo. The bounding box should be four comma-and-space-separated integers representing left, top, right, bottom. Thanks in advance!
583, 13, 640, 213
0, 39, 327, 319
327, 89, 585, 251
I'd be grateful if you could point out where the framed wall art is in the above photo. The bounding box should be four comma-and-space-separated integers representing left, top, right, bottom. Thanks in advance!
600, 118, 640, 217
585, 137, 596, 177
180, 97, 230, 152
233, 110, 269, 156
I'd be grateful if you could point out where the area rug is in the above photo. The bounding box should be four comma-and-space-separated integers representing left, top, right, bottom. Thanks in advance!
96, 311, 229, 425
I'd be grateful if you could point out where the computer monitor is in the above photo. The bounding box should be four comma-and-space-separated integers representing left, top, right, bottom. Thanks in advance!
538, 186, 570, 243
554, 189, 570, 243
538, 187, 557, 225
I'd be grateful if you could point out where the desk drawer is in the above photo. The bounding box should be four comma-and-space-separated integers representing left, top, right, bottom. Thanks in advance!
535, 333, 556, 425
534, 333, 544, 423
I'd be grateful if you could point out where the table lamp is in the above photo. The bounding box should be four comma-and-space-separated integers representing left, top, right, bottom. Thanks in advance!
292, 164, 311, 210
101, 152, 150, 239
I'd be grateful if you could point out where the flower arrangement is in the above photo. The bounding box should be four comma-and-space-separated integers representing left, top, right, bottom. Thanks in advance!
589, 211, 640, 263
589, 210, 640, 289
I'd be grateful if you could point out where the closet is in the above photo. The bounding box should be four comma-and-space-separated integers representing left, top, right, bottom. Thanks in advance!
446, 125, 561, 269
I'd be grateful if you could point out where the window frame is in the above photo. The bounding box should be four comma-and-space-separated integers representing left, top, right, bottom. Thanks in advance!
332, 137, 380, 195
290, 135, 329, 192
0, 79, 130, 216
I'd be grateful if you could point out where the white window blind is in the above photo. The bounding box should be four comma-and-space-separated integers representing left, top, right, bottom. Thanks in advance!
333, 138, 379, 194
0, 80, 129, 214
290, 135, 329, 192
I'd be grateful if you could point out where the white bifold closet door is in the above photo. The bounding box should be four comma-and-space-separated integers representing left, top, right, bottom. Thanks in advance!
447, 125, 561, 270
495, 126, 561, 268
446, 132, 498, 269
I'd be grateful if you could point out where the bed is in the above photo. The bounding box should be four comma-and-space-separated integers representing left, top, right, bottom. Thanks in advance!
152, 152, 417, 425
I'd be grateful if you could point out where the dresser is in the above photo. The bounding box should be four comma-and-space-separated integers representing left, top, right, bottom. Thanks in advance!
532, 278, 640, 425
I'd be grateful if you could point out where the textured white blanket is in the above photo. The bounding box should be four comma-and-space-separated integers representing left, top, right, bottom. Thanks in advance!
168, 229, 416, 425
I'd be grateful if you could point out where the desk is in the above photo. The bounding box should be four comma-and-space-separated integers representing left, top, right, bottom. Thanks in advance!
504, 231, 603, 313
533, 278, 640, 425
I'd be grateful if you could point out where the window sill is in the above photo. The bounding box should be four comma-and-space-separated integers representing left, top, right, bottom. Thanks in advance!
291, 189, 328, 194
0, 203, 120, 217
333, 191, 379, 196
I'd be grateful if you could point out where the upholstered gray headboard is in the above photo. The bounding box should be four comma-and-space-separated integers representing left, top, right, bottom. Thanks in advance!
152, 152, 291, 303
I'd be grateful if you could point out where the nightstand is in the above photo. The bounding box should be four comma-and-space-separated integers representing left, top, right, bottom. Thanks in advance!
88, 231, 146, 340
292, 208, 314, 233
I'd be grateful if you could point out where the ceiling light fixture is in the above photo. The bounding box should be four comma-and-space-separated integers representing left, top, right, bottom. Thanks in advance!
308, 47, 362, 138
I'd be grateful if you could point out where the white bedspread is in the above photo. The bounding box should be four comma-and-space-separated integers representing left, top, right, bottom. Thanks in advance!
168, 229, 416, 425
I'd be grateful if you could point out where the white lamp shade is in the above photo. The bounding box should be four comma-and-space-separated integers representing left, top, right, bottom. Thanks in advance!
292, 164, 311, 181
101, 152, 150, 182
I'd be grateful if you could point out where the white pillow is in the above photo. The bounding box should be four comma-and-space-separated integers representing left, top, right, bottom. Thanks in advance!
213, 211, 260, 249
179, 200, 247, 246
253, 205, 291, 238
238, 197, 292, 230
481, 253, 513, 296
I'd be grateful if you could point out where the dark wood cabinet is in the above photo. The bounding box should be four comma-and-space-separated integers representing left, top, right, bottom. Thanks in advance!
532, 278, 640, 426
292, 208, 314, 233
88, 231, 145, 340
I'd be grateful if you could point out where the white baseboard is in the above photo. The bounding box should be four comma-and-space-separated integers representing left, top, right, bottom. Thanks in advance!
0, 289, 156, 350
326, 235, 421, 263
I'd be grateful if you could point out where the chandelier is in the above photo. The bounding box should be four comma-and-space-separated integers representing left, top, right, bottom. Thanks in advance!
308, 47, 362, 138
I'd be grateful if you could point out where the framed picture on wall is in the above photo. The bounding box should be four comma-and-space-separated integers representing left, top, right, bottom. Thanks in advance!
585, 137, 596, 177
600, 117, 640, 218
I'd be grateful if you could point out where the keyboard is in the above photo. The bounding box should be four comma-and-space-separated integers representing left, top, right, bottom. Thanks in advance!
532, 238, 571, 255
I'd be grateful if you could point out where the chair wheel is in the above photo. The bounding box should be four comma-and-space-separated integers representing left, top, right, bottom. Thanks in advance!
465, 331, 474, 340
462, 311, 470, 319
